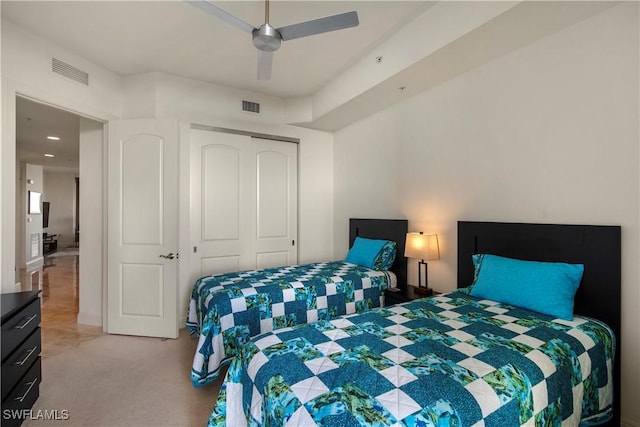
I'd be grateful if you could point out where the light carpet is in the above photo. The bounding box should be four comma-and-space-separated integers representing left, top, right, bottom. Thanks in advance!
24, 329, 224, 427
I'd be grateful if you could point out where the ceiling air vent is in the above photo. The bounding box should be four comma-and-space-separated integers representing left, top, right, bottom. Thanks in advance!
52, 58, 89, 86
242, 100, 260, 114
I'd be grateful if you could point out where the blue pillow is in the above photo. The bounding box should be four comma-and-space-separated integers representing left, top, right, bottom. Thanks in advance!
469, 254, 583, 320
345, 237, 396, 271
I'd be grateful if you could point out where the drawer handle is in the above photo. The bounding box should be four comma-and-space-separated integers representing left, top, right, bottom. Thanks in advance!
14, 346, 38, 366
14, 314, 37, 330
14, 377, 38, 403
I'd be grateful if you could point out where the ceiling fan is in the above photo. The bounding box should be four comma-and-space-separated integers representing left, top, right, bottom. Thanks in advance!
187, 0, 359, 80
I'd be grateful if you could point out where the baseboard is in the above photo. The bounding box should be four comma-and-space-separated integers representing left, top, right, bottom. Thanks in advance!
177, 308, 187, 332
622, 417, 640, 427
77, 312, 102, 326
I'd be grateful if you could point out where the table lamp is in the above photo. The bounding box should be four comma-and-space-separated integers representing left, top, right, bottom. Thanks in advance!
404, 232, 439, 294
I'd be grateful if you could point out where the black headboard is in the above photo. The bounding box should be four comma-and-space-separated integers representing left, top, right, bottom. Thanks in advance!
349, 218, 408, 292
457, 221, 621, 426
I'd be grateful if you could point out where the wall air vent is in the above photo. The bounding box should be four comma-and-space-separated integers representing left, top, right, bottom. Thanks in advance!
52, 58, 89, 86
242, 100, 260, 114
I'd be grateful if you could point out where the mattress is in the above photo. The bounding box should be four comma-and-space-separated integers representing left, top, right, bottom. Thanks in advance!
209, 291, 614, 426
186, 261, 396, 386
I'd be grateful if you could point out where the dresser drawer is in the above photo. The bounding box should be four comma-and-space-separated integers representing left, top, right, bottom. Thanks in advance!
1, 299, 40, 361
1, 328, 41, 401
1, 357, 40, 427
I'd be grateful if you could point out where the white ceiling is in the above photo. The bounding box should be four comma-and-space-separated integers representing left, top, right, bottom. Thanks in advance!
2, 0, 428, 98
6, 1, 613, 163
16, 97, 81, 170
5, 1, 427, 168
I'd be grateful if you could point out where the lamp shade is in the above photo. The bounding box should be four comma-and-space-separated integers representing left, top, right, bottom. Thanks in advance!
404, 232, 440, 261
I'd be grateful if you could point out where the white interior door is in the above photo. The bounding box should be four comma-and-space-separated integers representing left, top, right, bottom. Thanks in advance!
190, 129, 252, 279
251, 138, 298, 269
107, 118, 179, 339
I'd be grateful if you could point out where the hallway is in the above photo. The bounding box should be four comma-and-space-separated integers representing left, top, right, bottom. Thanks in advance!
20, 251, 103, 357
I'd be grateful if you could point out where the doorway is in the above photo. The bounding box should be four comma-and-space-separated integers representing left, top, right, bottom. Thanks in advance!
15, 96, 105, 350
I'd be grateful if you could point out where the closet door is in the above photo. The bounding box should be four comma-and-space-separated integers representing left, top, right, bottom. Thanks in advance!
190, 128, 298, 281
251, 138, 298, 269
190, 129, 252, 278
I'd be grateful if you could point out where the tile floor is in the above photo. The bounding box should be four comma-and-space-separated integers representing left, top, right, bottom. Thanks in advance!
19, 251, 104, 357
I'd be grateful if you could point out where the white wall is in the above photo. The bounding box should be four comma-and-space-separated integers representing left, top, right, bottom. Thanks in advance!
78, 118, 104, 326
1, 2, 3, 291
43, 171, 76, 249
16, 162, 26, 268
333, 3, 639, 425
1, 20, 123, 119
23, 164, 43, 270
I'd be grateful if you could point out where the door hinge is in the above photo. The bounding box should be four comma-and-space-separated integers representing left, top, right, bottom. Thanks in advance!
193, 246, 197, 253
292, 240, 295, 246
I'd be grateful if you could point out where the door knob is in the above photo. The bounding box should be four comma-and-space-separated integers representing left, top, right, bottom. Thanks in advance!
159, 253, 175, 259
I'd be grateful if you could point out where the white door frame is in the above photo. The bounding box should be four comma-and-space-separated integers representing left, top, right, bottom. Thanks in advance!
1, 82, 112, 328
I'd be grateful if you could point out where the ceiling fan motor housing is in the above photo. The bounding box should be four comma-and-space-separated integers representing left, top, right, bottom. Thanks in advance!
252, 24, 282, 51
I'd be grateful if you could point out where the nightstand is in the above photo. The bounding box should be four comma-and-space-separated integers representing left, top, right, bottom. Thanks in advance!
384, 286, 433, 306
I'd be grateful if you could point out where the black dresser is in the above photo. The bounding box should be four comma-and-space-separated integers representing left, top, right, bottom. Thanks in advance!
1, 291, 42, 427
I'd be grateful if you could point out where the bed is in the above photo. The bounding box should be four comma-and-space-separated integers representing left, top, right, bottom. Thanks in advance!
208, 221, 621, 426
187, 218, 408, 386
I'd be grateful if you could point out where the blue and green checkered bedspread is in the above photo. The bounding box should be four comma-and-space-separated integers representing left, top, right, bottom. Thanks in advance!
210, 291, 614, 426
186, 261, 394, 386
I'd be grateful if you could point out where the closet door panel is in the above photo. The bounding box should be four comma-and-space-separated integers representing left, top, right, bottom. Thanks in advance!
202, 144, 242, 241
256, 150, 288, 238
252, 138, 298, 269
190, 129, 251, 279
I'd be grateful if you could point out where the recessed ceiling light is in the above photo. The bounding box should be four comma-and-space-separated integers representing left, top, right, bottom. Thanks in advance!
44, 153, 55, 158
46, 136, 60, 141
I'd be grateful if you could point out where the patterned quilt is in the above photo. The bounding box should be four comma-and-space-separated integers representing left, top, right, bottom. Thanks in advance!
210, 291, 614, 426
186, 261, 394, 386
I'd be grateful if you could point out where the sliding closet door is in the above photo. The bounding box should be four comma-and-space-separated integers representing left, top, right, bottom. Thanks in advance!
190, 129, 252, 277
190, 128, 298, 282
251, 138, 297, 269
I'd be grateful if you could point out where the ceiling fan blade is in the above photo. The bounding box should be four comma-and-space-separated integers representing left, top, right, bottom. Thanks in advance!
257, 50, 273, 80
186, 0, 255, 34
277, 11, 359, 41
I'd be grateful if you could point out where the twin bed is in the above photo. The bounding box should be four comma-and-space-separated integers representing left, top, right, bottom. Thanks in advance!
187, 218, 408, 386
188, 220, 621, 426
